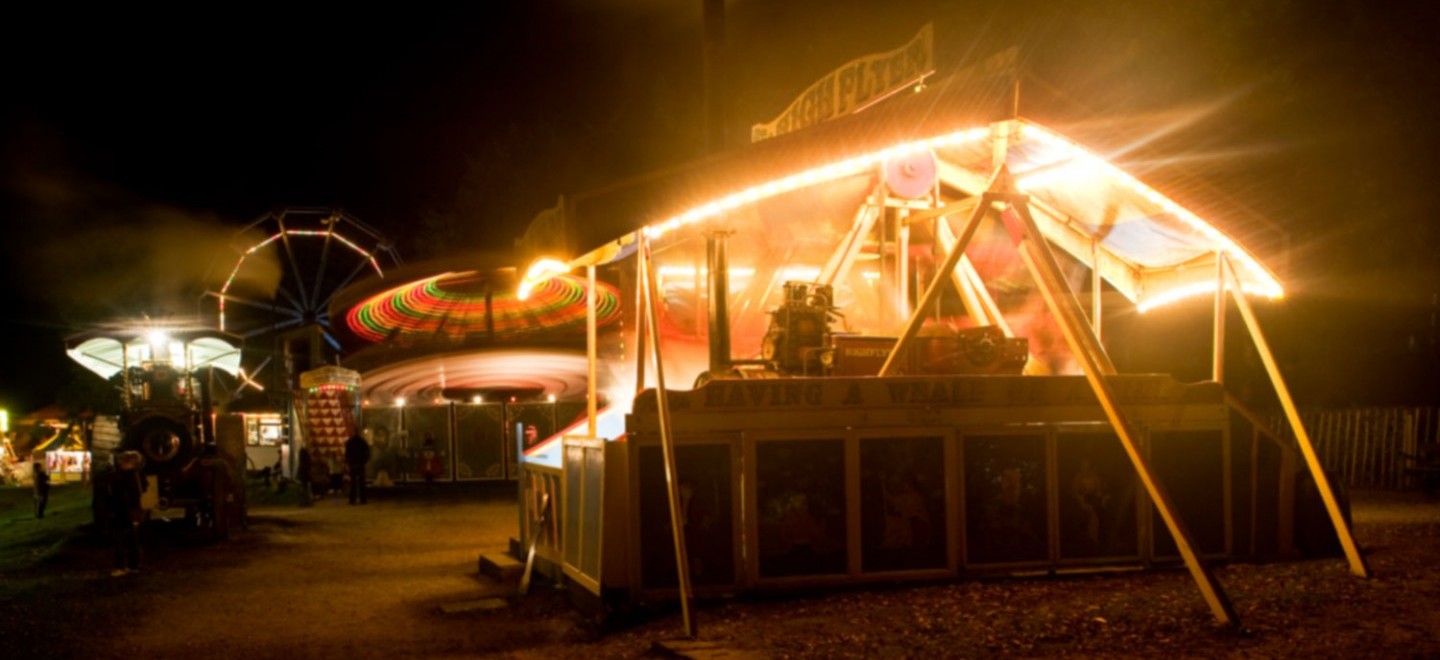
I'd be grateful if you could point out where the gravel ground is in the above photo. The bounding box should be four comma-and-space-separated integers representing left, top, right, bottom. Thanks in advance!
2, 483, 1438, 659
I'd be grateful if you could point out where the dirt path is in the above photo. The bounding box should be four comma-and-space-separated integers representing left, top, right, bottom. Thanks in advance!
4, 485, 1439, 658
4, 484, 572, 659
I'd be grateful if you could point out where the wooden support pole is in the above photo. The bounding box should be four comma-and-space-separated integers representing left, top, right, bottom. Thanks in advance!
819, 204, 880, 287
634, 232, 648, 395
1091, 239, 1103, 341
1010, 200, 1238, 627
999, 199, 1117, 375
1214, 254, 1226, 383
1222, 255, 1370, 578
586, 264, 598, 439
897, 209, 911, 321
879, 172, 1001, 377
934, 203, 1007, 331
639, 236, 697, 637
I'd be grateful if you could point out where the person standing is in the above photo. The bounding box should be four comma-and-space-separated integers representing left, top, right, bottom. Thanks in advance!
344, 432, 371, 505
417, 434, 443, 491
296, 447, 313, 507
32, 454, 51, 519
110, 451, 146, 576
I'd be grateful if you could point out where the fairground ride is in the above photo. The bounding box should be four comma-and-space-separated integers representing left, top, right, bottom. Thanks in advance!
323, 262, 625, 483
203, 207, 401, 402
502, 62, 1357, 633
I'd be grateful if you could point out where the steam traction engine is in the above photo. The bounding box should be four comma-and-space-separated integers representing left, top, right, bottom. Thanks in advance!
66, 328, 247, 539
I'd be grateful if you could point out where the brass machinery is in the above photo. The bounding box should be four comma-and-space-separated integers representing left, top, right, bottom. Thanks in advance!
757, 281, 1028, 378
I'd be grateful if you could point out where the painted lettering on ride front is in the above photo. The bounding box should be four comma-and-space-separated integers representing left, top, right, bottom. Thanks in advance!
703, 381, 824, 408
883, 379, 983, 406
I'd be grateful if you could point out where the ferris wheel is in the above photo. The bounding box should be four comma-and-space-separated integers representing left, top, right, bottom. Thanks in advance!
204, 207, 402, 392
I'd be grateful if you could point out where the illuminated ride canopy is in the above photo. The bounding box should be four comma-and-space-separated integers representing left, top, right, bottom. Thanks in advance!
66, 328, 243, 381
519, 114, 1285, 387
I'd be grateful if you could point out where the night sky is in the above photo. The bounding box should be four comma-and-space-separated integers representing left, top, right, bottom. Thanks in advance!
3, 0, 1439, 415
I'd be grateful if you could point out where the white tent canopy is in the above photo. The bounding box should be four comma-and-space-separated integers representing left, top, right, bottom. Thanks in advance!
66, 329, 243, 381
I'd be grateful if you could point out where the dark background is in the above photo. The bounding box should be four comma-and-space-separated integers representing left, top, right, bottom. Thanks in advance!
2, 0, 1438, 415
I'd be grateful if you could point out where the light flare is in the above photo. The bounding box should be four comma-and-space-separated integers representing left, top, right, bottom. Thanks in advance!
1136, 280, 1279, 313
518, 258, 573, 301
1017, 123, 1284, 304
641, 128, 989, 240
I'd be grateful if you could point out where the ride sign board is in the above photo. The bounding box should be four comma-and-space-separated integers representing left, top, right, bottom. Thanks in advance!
751, 23, 934, 143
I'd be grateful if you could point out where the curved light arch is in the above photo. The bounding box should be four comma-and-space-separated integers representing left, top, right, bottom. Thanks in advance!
536, 119, 1283, 314
206, 208, 401, 359
218, 229, 385, 332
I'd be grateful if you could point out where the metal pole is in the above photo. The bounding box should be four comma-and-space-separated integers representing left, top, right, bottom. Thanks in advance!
1011, 200, 1238, 627
641, 235, 697, 637
587, 265, 598, 439
1222, 255, 1369, 578
706, 231, 733, 375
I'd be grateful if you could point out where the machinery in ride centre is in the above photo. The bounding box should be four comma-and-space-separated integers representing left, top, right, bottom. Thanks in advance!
753, 280, 1029, 378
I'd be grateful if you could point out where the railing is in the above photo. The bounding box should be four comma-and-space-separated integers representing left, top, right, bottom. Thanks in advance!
1271, 407, 1440, 490
517, 436, 608, 595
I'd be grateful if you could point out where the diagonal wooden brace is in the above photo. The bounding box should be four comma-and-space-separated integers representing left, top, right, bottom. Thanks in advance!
1222, 255, 1369, 578
1007, 196, 1239, 627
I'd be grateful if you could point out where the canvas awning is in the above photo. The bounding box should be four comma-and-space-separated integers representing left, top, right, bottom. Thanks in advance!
65, 328, 243, 381
520, 69, 1284, 312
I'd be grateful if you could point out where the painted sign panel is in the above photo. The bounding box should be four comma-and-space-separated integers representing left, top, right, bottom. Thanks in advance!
964, 434, 1048, 564
860, 435, 947, 572
1057, 433, 1139, 560
756, 438, 848, 578
639, 444, 736, 588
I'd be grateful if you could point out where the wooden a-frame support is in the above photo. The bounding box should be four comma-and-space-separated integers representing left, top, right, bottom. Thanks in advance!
1221, 255, 1370, 578
884, 167, 1239, 626
637, 234, 697, 638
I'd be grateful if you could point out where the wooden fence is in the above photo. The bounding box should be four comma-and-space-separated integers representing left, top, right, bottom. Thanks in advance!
1270, 407, 1440, 490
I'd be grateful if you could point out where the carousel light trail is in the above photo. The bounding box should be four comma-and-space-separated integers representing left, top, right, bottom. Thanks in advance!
346, 270, 622, 344
358, 350, 592, 405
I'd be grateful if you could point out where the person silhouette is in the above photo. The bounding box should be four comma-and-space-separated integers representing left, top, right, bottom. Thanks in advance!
344, 433, 371, 505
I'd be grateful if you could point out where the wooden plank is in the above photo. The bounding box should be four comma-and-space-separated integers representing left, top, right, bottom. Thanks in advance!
1015, 200, 1237, 626
1225, 257, 1368, 578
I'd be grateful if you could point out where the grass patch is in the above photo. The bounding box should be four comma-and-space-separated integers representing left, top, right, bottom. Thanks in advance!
0, 484, 93, 572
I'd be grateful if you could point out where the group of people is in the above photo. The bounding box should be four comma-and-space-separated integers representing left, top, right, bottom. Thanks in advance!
295, 432, 373, 506
292, 432, 448, 505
